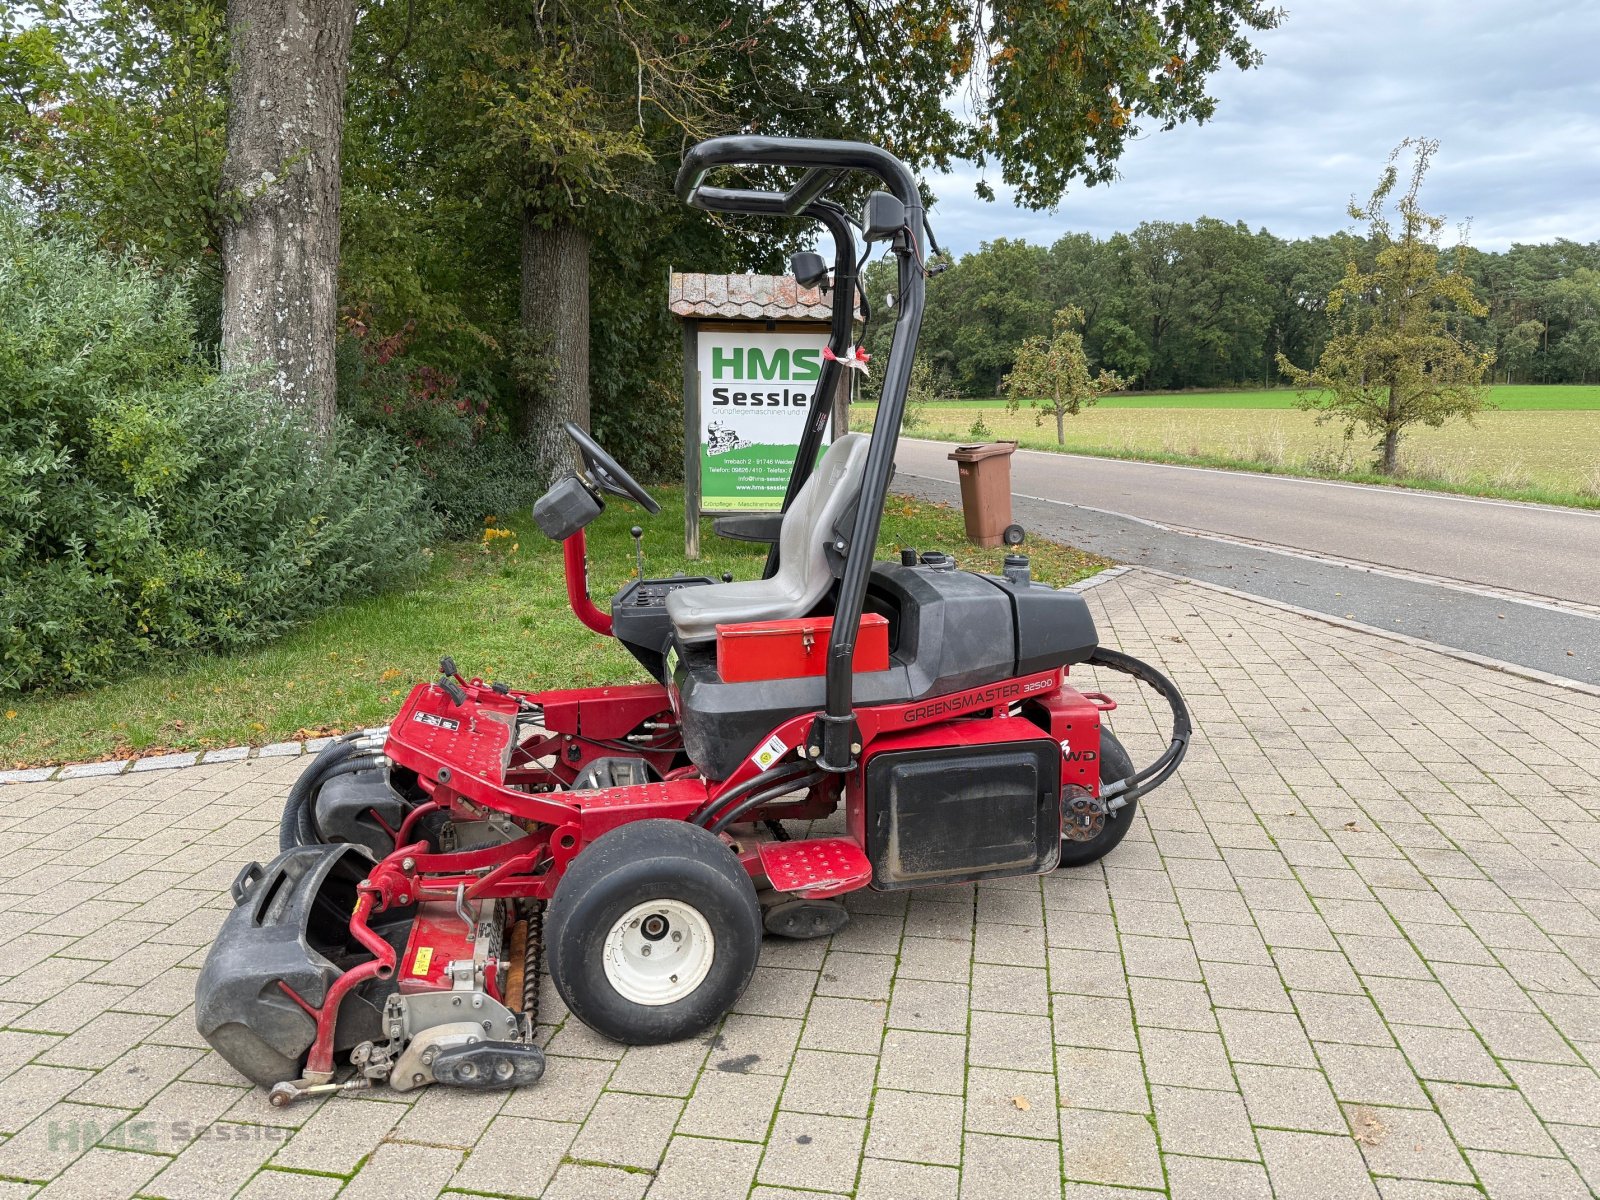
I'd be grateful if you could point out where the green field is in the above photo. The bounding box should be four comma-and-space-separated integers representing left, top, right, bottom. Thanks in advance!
859, 385, 1600, 507
2, 488, 1109, 769
905, 384, 1600, 411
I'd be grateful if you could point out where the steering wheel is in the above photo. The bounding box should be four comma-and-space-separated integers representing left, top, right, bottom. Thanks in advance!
564, 421, 660, 515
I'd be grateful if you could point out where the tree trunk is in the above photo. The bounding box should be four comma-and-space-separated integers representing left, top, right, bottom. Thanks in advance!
1055, 407, 1065, 445
1380, 427, 1401, 474
1379, 383, 1401, 474
520, 210, 591, 482
220, 0, 355, 433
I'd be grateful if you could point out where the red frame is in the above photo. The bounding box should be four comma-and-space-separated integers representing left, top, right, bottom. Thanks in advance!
297, 531, 1111, 1073
363, 659, 1103, 914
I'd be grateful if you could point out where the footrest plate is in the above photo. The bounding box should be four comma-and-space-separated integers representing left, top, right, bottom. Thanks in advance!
758, 837, 871, 900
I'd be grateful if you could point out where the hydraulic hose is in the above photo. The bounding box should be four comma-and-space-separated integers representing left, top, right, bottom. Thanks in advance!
279, 741, 356, 850
688, 760, 818, 829
1084, 646, 1192, 806
277, 736, 387, 850
707, 771, 823, 836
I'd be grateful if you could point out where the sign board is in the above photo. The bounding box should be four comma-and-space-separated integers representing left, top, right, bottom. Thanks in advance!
694, 327, 831, 512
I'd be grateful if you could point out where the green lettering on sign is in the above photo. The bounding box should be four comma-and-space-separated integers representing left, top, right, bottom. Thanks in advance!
746, 347, 789, 380
711, 346, 742, 379
790, 348, 821, 381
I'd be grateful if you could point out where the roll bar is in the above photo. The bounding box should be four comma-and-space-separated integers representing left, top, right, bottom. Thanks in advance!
690, 186, 859, 579
678, 137, 927, 773
675, 136, 923, 220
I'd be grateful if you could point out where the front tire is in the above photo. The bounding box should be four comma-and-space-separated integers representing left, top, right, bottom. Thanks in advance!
1058, 729, 1139, 869
545, 819, 762, 1045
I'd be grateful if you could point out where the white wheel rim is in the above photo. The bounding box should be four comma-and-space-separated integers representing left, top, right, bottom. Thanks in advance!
602, 899, 716, 1006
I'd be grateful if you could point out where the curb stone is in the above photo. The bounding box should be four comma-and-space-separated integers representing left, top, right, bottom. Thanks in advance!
1, 724, 395, 787
130, 751, 201, 772
1067, 565, 1134, 593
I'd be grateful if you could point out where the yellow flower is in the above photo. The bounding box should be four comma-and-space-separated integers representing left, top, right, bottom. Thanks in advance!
4, 710, 15, 720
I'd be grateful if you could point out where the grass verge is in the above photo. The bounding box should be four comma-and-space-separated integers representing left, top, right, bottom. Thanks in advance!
2, 487, 1110, 769
913, 384, 1600, 411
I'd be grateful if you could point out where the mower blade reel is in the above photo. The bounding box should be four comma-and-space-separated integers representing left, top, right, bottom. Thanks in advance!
195, 844, 407, 1088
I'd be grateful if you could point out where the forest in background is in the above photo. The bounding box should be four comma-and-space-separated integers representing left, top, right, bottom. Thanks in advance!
861, 226, 1600, 397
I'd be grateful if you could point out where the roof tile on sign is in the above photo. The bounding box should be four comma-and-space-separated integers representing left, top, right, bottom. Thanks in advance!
667, 271, 856, 321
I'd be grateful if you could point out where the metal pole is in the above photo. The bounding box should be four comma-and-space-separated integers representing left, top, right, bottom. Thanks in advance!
682, 319, 701, 560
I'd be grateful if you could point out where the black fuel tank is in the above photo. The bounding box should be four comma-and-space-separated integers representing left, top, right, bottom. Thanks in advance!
863, 736, 1062, 889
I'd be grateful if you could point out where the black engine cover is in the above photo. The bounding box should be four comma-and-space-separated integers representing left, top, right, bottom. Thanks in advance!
863, 738, 1062, 889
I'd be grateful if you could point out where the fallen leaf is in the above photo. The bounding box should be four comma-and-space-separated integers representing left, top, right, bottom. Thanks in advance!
1351, 1106, 1387, 1146
1344, 821, 1361, 832
1012, 1095, 1031, 1111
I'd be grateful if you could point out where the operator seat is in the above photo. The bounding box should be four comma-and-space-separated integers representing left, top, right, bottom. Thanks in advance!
667, 433, 871, 642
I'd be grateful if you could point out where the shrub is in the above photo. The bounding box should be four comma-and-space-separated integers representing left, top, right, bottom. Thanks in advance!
0, 211, 432, 693
338, 319, 541, 535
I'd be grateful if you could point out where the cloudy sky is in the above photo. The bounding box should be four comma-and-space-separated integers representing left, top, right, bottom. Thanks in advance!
926, 0, 1600, 255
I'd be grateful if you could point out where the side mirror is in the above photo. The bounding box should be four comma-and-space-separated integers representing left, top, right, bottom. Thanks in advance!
790, 251, 829, 289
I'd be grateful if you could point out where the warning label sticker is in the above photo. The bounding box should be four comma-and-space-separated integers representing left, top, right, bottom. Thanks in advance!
751, 733, 788, 770
411, 946, 433, 976
412, 711, 460, 732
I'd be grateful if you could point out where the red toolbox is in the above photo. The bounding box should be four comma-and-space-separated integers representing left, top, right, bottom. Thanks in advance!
716, 613, 890, 683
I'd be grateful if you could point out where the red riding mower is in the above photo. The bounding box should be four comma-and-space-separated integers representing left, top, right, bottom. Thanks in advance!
196, 137, 1190, 1106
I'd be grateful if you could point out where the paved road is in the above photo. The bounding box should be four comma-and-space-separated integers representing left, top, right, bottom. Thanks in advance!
896, 439, 1600, 687
5, 571, 1598, 1199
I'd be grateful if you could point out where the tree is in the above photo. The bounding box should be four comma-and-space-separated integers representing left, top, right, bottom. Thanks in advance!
1003, 305, 1123, 443
0, 2, 228, 306
1549, 267, 1600, 382
1277, 139, 1494, 475
917, 239, 1053, 395
1501, 320, 1544, 383
219, 0, 357, 432
6, 0, 1286, 476
362, 0, 734, 479
1262, 233, 1357, 386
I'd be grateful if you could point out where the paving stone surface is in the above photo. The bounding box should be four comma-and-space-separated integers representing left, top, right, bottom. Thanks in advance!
0, 569, 1596, 1197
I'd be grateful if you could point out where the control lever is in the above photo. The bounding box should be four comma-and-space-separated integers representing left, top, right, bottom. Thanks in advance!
438, 655, 467, 705
721, 572, 734, 583
630, 526, 645, 580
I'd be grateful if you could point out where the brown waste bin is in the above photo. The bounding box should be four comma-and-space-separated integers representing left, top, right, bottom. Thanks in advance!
947, 441, 1021, 548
